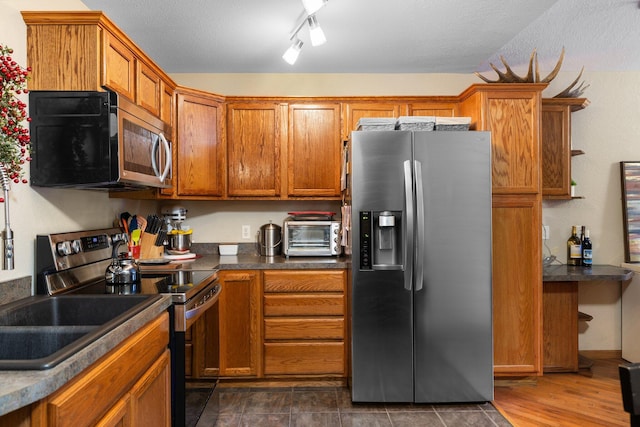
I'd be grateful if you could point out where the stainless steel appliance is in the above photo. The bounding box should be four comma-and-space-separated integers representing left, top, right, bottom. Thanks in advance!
36, 228, 219, 427
349, 130, 493, 403
282, 218, 341, 257
258, 221, 282, 257
28, 90, 172, 190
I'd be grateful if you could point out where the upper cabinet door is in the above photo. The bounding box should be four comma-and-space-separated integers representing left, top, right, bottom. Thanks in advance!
175, 88, 226, 197
288, 103, 342, 198
226, 102, 285, 197
342, 102, 407, 140
103, 31, 136, 102
460, 86, 543, 194
408, 102, 459, 117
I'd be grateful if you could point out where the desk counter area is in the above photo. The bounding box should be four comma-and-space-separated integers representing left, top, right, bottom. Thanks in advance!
542, 264, 633, 373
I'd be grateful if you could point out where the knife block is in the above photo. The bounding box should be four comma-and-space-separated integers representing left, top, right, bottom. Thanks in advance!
139, 232, 164, 259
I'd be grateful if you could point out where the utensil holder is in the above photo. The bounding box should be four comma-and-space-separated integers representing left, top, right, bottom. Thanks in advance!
139, 232, 164, 259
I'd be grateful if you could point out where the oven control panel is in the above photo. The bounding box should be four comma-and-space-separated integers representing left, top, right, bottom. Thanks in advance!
37, 228, 128, 272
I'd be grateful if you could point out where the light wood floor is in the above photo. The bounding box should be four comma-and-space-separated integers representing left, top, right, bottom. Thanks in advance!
493, 353, 631, 427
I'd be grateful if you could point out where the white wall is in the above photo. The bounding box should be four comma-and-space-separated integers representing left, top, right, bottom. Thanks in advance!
4, 1, 639, 350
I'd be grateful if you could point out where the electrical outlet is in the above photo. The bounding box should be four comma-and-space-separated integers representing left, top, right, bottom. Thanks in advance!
242, 225, 251, 239
542, 225, 550, 240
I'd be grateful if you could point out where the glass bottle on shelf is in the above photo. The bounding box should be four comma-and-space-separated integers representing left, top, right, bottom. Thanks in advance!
566, 225, 582, 266
582, 229, 593, 267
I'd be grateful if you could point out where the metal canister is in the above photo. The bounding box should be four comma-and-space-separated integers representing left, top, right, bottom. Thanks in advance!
258, 221, 282, 257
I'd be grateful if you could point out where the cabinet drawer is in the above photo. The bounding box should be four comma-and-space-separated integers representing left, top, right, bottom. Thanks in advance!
263, 270, 345, 293
264, 317, 344, 340
264, 294, 344, 316
264, 342, 345, 375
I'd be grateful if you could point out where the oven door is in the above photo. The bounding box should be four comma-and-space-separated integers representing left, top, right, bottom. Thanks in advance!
176, 280, 220, 331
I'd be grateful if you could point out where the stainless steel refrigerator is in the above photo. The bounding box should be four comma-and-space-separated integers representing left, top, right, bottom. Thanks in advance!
349, 130, 493, 403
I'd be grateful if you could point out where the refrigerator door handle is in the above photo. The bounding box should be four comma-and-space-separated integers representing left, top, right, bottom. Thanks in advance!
414, 160, 425, 291
404, 160, 414, 291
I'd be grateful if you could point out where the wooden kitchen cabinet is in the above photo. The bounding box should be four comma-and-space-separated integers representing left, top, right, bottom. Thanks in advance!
22, 11, 176, 128
226, 102, 286, 197
541, 98, 589, 199
188, 303, 220, 378
288, 103, 342, 197
407, 101, 459, 117
174, 87, 226, 198
342, 101, 407, 140
262, 269, 347, 377
459, 84, 545, 377
218, 270, 262, 377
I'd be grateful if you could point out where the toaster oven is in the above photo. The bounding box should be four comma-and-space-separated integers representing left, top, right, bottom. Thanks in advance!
282, 218, 342, 257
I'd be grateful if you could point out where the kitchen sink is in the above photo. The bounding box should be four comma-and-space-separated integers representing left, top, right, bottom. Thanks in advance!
0, 295, 156, 326
0, 294, 162, 370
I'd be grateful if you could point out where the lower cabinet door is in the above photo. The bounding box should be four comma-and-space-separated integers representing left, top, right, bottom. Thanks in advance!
130, 349, 171, 427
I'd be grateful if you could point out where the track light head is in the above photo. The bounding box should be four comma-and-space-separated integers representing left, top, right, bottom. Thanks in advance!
301, 0, 328, 15
282, 39, 304, 65
308, 15, 326, 46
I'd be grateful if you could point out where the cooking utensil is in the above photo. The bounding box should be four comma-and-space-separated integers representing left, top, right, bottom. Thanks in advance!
136, 216, 147, 234
131, 229, 141, 246
129, 215, 138, 231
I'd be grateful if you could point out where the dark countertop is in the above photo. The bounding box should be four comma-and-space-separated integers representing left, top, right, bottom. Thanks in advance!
543, 264, 634, 282
166, 253, 350, 271
0, 295, 172, 417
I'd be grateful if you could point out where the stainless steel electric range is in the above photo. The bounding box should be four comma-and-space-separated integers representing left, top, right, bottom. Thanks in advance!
36, 227, 220, 427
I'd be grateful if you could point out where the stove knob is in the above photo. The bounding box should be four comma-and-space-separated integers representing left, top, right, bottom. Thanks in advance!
56, 241, 73, 257
71, 239, 82, 254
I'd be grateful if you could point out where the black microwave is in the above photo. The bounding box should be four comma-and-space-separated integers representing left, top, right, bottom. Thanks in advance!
29, 90, 172, 190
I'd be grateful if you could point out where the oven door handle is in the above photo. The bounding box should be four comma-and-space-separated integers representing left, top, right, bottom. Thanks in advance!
185, 284, 219, 326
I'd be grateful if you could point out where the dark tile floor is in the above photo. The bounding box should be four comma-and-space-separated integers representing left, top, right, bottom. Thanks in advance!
190, 386, 513, 427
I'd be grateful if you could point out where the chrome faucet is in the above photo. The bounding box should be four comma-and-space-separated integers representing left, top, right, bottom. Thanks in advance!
1, 165, 14, 270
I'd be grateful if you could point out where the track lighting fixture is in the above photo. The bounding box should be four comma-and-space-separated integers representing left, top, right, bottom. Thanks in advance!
301, 0, 328, 15
308, 15, 326, 46
282, 39, 304, 65
282, 0, 329, 65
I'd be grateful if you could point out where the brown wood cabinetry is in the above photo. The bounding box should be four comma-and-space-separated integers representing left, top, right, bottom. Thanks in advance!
407, 101, 459, 117
541, 98, 589, 199
5, 313, 172, 427
342, 101, 406, 140
288, 103, 342, 197
218, 270, 262, 378
459, 84, 545, 377
226, 102, 285, 197
22, 12, 176, 127
188, 304, 220, 379
262, 270, 347, 377
174, 87, 226, 198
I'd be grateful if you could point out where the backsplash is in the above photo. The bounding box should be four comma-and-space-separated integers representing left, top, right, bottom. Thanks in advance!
0, 276, 31, 305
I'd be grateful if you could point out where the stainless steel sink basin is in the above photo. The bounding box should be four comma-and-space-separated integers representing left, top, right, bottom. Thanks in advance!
0, 294, 162, 370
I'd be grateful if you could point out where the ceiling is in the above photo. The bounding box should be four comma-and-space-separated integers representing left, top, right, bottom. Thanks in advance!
80, 0, 640, 75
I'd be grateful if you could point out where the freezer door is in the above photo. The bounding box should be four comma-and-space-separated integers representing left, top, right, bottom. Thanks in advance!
350, 131, 414, 402
413, 131, 494, 402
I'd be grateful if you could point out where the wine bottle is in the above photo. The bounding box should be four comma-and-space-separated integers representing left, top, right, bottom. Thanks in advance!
582, 229, 593, 267
566, 225, 582, 266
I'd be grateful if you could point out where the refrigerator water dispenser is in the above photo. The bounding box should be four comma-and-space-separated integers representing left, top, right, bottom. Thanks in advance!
359, 210, 403, 270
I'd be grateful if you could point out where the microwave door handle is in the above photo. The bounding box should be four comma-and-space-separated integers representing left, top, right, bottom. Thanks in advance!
151, 134, 160, 177
158, 133, 172, 182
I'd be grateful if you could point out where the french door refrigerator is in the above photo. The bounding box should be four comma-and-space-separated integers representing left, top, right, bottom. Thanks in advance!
350, 130, 493, 403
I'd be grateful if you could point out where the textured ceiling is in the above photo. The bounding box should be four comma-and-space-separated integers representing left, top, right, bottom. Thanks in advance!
80, 0, 640, 74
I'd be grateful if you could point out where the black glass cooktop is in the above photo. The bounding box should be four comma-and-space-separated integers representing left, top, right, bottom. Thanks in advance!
70, 270, 217, 300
